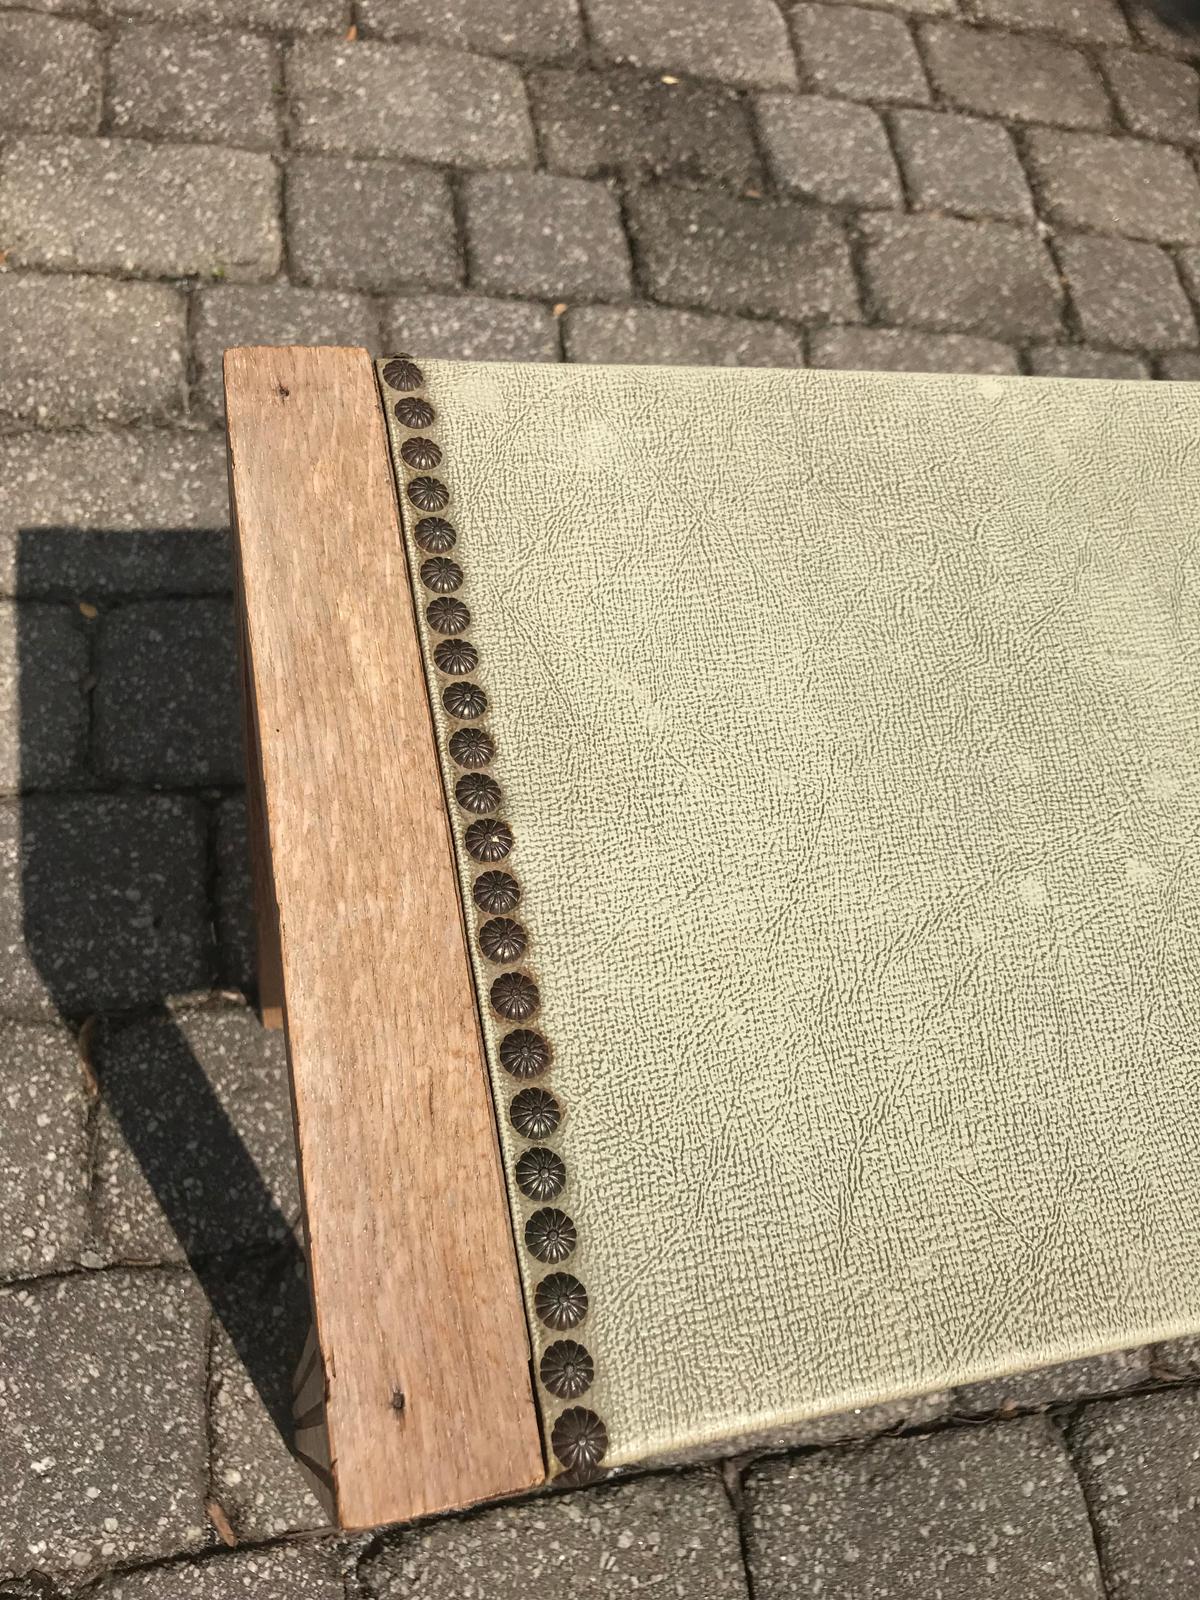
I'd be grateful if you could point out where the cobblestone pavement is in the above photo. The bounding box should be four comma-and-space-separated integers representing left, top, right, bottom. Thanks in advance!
2, 0, 1200, 1594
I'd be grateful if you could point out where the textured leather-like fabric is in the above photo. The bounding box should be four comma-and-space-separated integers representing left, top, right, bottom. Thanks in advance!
384, 359, 1200, 1470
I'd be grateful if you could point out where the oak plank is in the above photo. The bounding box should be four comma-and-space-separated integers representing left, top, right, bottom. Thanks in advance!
224, 345, 543, 1529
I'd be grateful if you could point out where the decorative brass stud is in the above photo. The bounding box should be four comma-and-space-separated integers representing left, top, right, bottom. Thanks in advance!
535, 1272, 588, 1330
491, 971, 540, 1021
407, 476, 450, 513
442, 681, 487, 719
525, 1207, 576, 1264
382, 356, 423, 391
456, 773, 501, 814
420, 557, 463, 593
551, 1408, 608, 1475
472, 870, 521, 913
540, 1340, 594, 1399
516, 1146, 566, 1201
394, 395, 434, 429
479, 916, 526, 962
415, 517, 457, 554
426, 597, 470, 635
449, 726, 494, 767
510, 1086, 560, 1138
465, 818, 513, 862
388, 361, 610, 1478
434, 639, 480, 676
400, 437, 443, 470
499, 1028, 550, 1077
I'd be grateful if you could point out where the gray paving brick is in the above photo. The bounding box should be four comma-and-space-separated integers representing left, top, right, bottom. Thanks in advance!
208, 1254, 325, 1539
0, 1021, 88, 1279
1058, 233, 1196, 348
192, 284, 380, 417
565, 304, 804, 365
109, 25, 280, 150
955, 1350, 1151, 1411
0, 275, 185, 428
745, 1417, 1103, 1600
1029, 345, 1152, 378
1128, 6, 1200, 57
757, 93, 901, 208
0, 136, 280, 279
965, 0, 1129, 40
0, 12, 101, 134
891, 108, 1034, 221
921, 22, 1113, 127
1072, 1389, 1200, 1599
357, 0, 584, 61
811, 324, 1018, 372
384, 294, 561, 361
1150, 1335, 1200, 1378
1104, 48, 1200, 143
0, 602, 89, 791
629, 187, 858, 323
287, 157, 459, 293
790, 4, 930, 103
1025, 129, 1200, 243
0, 429, 227, 545
215, 795, 254, 992
1178, 246, 1200, 304
98, 0, 346, 27
287, 40, 535, 167
95, 1543, 347, 1600
0, 1268, 208, 1576
94, 598, 241, 786
587, 0, 797, 87
532, 69, 760, 188
0, 431, 231, 603
465, 172, 632, 301
1162, 351, 1200, 377
863, 214, 1062, 337
92, 1006, 299, 1264
0, 794, 210, 1017
363, 1469, 749, 1600
815, 0, 955, 11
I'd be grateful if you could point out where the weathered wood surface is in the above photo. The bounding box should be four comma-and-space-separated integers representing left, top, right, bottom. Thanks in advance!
224, 344, 543, 1530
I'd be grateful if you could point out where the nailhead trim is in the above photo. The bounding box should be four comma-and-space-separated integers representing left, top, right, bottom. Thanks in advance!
380, 354, 607, 1483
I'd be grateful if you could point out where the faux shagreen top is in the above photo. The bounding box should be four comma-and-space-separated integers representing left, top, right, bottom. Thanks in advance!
382, 357, 1200, 1475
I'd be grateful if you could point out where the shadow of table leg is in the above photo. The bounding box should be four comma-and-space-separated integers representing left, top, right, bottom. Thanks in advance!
15, 527, 311, 1452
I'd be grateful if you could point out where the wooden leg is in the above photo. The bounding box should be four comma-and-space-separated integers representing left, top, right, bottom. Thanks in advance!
232, 533, 285, 1030
239, 612, 285, 1030
290, 1318, 336, 1520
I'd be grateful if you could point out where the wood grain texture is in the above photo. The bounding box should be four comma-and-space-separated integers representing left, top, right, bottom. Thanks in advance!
224, 345, 543, 1529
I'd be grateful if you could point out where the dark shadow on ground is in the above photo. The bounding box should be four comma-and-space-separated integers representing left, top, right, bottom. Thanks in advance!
16, 526, 309, 1450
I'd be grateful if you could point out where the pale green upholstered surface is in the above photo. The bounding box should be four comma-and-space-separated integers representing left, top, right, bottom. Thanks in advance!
383, 359, 1200, 1471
